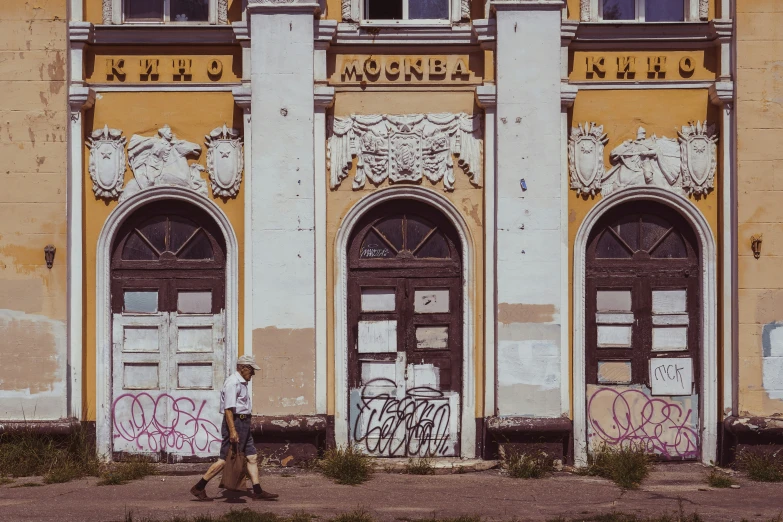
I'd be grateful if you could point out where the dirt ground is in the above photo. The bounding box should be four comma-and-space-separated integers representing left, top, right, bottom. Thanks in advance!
0, 463, 781, 522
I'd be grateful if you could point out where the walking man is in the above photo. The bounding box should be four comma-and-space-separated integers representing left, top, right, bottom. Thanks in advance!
190, 354, 279, 501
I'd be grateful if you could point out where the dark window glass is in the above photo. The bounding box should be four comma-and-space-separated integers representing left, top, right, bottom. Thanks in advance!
169, 217, 199, 254
122, 232, 158, 260
367, 0, 403, 19
170, 0, 209, 21
409, 0, 449, 19
406, 215, 435, 253
138, 217, 167, 254
375, 217, 404, 252
596, 231, 632, 259
613, 217, 640, 253
641, 215, 671, 252
125, 0, 164, 20
603, 0, 635, 20
650, 231, 688, 259
179, 230, 214, 260
646, 0, 685, 21
415, 231, 450, 259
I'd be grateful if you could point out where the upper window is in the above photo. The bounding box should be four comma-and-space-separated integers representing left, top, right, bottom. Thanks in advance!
364, 0, 450, 22
599, 0, 688, 22
124, 0, 212, 23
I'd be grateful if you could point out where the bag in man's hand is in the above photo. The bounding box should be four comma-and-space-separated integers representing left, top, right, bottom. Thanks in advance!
218, 444, 248, 491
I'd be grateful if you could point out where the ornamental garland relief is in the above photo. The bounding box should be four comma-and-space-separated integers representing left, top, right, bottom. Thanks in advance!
568, 121, 718, 197
328, 113, 483, 191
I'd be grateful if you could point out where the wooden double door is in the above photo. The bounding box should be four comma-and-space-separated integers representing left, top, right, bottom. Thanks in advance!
347, 202, 463, 457
110, 201, 227, 460
585, 202, 701, 460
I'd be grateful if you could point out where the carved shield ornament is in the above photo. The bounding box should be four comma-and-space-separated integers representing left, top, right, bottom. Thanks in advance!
389, 126, 422, 183
88, 125, 126, 200
569, 122, 608, 196
205, 124, 243, 198
678, 121, 717, 196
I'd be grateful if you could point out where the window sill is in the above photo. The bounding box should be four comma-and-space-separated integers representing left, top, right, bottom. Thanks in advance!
574, 20, 718, 43
335, 21, 477, 45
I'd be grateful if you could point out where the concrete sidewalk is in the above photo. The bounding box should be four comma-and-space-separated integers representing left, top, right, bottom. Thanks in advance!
0, 463, 781, 521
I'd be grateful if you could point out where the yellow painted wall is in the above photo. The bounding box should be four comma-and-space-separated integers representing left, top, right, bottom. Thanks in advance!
83, 92, 244, 420
326, 90, 486, 419
568, 88, 720, 416
736, 0, 783, 417
0, 0, 69, 419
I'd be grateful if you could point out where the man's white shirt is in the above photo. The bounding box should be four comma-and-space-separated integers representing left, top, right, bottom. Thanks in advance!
220, 371, 252, 414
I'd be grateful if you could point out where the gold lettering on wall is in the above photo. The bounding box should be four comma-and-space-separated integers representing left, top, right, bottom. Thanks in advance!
570, 52, 714, 82
106, 58, 125, 80
207, 59, 223, 78
332, 54, 480, 85
139, 59, 159, 81
94, 55, 237, 83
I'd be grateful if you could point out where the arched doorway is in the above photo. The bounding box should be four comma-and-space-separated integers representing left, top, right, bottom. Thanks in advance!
347, 200, 463, 457
584, 202, 701, 460
109, 200, 227, 460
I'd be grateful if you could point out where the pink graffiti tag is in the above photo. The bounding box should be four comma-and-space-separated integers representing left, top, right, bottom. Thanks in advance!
112, 393, 221, 455
587, 387, 699, 460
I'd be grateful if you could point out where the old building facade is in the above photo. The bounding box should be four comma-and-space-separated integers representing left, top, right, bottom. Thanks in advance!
4, 0, 781, 465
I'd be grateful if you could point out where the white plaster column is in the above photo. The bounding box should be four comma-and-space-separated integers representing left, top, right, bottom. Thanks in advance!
67, 85, 94, 420
232, 85, 252, 358
476, 84, 497, 417
492, 0, 567, 417
248, 0, 319, 412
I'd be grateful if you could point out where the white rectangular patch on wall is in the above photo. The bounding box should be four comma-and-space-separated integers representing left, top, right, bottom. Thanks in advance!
177, 326, 213, 352
177, 291, 212, 314
597, 361, 632, 384
360, 361, 396, 385
596, 290, 632, 312
415, 326, 449, 349
177, 363, 213, 389
597, 325, 632, 348
652, 289, 687, 314
361, 288, 396, 312
414, 289, 450, 313
124, 291, 158, 313
123, 326, 161, 352
123, 363, 159, 389
652, 326, 688, 351
358, 320, 397, 353
650, 357, 693, 396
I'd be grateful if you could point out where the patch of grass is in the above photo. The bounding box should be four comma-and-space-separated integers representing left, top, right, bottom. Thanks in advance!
549, 501, 704, 522
499, 447, 550, 479
0, 424, 99, 484
0, 476, 13, 486
317, 446, 374, 486
98, 457, 156, 486
404, 457, 435, 475
581, 443, 650, 490
736, 448, 783, 482
11, 482, 43, 488
705, 467, 734, 488
330, 509, 374, 522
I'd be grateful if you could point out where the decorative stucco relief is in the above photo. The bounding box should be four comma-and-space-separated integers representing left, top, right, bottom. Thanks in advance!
678, 121, 718, 196
328, 113, 482, 191
205, 125, 243, 198
699, 0, 708, 20
580, 0, 590, 21
568, 122, 607, 196
88, 125, 126, 200
569, 122, 718, 197
102, 0, 112, 23
461, 0, 470, 19
119, 125, 208, 203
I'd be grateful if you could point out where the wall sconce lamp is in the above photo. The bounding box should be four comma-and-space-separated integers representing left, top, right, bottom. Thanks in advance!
751, 235, 763, 260
44, 245, 56, 269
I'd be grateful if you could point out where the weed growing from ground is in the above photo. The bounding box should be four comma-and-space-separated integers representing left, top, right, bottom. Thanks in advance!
404, 457, 435, 475
499, 446, 550, 479
0, 424, 99, 483
0, 476, 13, 486
581, 443, 650, 490
330, 509, 375, 522
705, 467, 733, 488
98, 457, 156, 486
736, 448, 783, 482
11, 482, 43, 488
548, 500, 704, 521
318, 446, 374, 485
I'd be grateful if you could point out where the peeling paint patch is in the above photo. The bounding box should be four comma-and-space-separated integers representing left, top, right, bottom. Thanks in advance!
0, 279, 43, 314
252, 327, 315, 415
0, 309, 64, 394
761, 322, 783, 399
461, 198, 482, 227
498, 303, 556, 324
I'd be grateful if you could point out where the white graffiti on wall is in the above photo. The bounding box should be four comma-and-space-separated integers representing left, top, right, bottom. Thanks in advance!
586, 384, 699, 460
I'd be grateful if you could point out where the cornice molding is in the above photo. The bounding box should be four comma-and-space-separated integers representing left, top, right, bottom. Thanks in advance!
561, 19, 579, 42
69, 21, 94, 43
475, 83, 497, 109
314, 18, 338, 49
69, 84, 96, 120
491, 0, 565, 12
709, 81, 734, 106
91, 24, 237, 45
709, 18, 733, 41
333, 22, 477, 45
314, 85, 335, 109
232, 84, 252, 110
472, 19, 497, 48
232, 20, 249, 40
573, 21, 714, 44
560, 82, 578, 108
